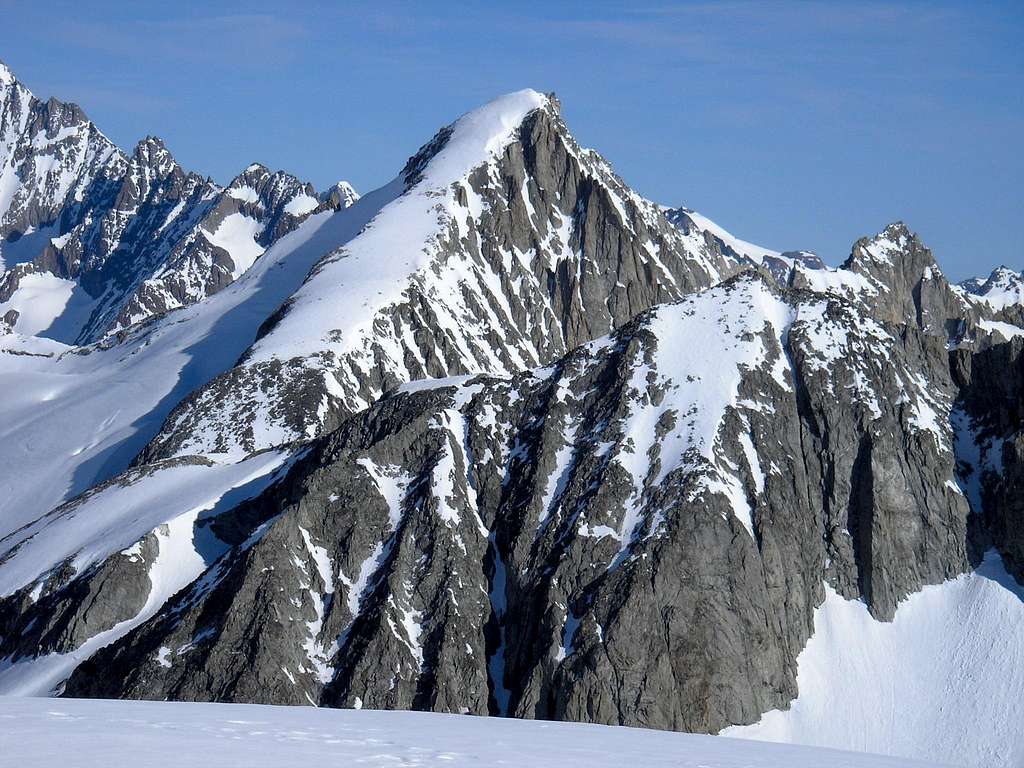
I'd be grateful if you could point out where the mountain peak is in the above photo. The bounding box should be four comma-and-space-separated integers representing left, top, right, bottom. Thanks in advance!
884, 219, 913, 237
989, 265, 1022, 282
321, 180, 359, 210
958, 264, 1024, 312
846, 221, 928, 270
875, 220, 914, 248
126, 136, 179, 182
333, 179, 357, 198
239, 162, 271, 179
402, 88, 548, 187
0, 60, 14, 86
227, 163, 273, 192
132, 134, 169, 156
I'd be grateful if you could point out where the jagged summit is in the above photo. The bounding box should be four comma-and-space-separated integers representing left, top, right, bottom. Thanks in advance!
402, 89, 548, 187
846, 221, 918, 264
133, 134, 170, 153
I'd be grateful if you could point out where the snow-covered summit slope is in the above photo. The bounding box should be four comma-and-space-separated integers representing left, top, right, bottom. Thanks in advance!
245, 89, 550, 365
139, 90, 741, 461
0, 62, 349, 343
1, 698, 938, 768
961, 266, 1023, 308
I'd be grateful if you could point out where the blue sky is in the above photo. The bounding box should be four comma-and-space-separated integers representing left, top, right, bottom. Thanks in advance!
2, 0, 1020, 279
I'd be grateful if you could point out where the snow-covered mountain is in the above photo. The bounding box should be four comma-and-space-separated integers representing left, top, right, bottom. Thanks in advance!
0, 61, 355, 344
0, 64, 1021, 768
135, 91, 740, 463
955, 266, 1024, 339
960, 266, 1024, 309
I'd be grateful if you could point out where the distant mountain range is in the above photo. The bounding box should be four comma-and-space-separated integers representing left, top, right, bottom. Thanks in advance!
0, 60, 1021, 768
0, 61, 357, 343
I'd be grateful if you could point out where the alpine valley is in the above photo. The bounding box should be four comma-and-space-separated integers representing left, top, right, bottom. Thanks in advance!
0, 60, 1022, 768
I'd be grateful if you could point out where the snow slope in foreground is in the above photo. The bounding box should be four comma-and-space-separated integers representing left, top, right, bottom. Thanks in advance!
724, 551, 1024, 768
0, 697, 941, 768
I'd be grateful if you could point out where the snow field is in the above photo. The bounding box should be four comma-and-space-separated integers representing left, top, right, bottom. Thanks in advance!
0, 697, 942, 768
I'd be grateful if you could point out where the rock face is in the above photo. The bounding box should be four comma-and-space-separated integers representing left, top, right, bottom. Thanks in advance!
8, 274, 970, 733
952, 336, 1024, 581
0, 74, 1020, 752
0, 62, 352, 343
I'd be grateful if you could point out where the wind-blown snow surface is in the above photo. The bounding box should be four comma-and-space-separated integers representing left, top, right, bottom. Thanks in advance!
723, 551, 1024, 768
0, 698, 940, 768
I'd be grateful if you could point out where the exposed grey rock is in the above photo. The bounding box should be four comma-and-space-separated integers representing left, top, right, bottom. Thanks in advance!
951, 336, 1024, 580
